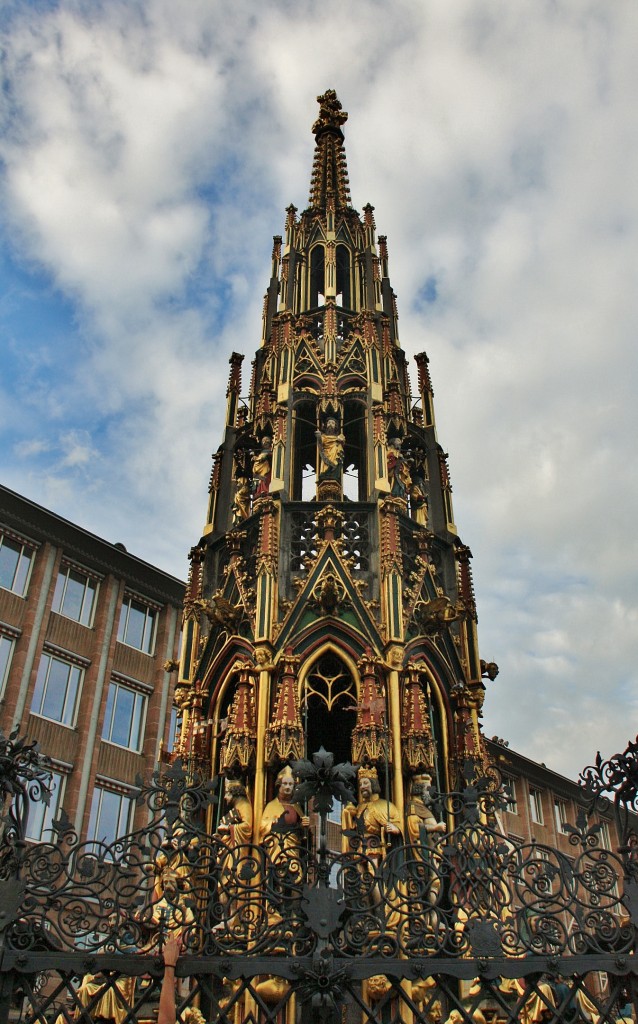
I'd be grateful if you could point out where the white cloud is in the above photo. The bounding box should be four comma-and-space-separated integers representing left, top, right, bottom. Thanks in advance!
14, 439, 53, 459
1, 0, 637, 781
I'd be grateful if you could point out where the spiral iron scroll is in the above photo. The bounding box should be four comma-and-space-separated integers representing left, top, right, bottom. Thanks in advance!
0, 755, 632, 959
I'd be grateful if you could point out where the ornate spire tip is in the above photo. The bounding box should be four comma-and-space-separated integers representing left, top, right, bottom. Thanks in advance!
312, 89, 348, 135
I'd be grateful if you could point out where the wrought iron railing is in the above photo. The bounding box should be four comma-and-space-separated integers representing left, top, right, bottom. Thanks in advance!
0, 731, 636, 1024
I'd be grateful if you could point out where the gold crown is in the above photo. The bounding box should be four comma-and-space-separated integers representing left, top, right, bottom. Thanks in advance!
357, 767, 378, 779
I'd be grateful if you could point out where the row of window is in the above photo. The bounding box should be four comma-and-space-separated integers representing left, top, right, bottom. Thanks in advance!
0, 533, 158, 654
25, 770, 134, 848
28, 650, 148, 748
1, 638, 149, 748
504, 777, 612, 847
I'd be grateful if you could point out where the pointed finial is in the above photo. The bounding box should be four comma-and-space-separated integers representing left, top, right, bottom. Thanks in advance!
312, 89, 348, 135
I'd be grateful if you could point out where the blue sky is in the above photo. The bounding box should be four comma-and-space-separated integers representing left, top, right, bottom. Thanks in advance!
1, 0, 637, 780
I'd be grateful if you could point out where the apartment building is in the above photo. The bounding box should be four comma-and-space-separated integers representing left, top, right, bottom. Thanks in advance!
0, 483, 184, 845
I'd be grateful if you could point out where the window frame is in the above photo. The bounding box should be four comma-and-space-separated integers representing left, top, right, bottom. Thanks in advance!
102, 678, 147, 752
504, 776, 518, 814
0, 630, 17, 699
24, 769, 66, 843
529, 787, 544, 825
31, 650, 84, 728
553, 798, 568, 834
52, 563, 99, 627
598, 820, 612, 850
0, 532, 35, 597
87, 785, 135, 850
117, 595, 158, 655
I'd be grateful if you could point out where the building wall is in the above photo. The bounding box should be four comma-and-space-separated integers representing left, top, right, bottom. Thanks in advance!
488, 737, 621, 853
0, 485, 185, 845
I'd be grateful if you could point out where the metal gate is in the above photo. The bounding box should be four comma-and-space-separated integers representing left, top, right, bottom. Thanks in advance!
0, 731, 636, 1024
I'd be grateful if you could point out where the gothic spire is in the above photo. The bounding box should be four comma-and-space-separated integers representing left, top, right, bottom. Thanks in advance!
308, 89, 352, 211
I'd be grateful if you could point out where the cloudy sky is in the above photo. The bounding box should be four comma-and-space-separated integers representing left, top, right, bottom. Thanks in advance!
1, 0, 637, 781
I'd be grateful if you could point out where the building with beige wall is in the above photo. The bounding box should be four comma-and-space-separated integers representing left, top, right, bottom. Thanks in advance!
0, 483, 184, 845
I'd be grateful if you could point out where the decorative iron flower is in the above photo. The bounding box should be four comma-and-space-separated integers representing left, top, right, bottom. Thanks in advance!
290, 747, 356, 817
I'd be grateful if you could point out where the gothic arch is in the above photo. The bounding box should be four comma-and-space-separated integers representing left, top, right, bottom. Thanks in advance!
202, 639, 254, 719
290, 396, 318, 499
342, 397, 368, 500
308, 243, 325, 308
297, 641, 360, 766
288, 616, 377, 664
336, 243, 352, 309
403, 644, 455, 793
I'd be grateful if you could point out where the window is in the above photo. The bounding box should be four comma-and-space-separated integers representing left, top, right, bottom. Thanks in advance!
529, 788, 544, 825
31, 652, 83, 727
88, 786, 135, 847
25, 770, 65, 842
52, 565, 98, 626
102, 680, 146, 751
598, 821, 612, 850
504, 777, 518, 814
336, 244, 351, 308
327, 798, 343, 825
117, 597, 156, 654
0, 534, 33, 596
554, 799, 568, 833
309, 245, 325, 307
0, 634, 15, 697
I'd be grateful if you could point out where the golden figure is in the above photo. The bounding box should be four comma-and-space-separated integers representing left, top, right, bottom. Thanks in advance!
410, 473, 429, 527
252, 437, 272, 500
315, 417, 346, 481
74, 974, 135, 1024
213, 779, 253, 933
258, 766, 309, 936
259, 765, 309, 841
387, 437, 412, 499
231, 475, 251, 523
406, 774, 446, 846
147, 827, 197, 904
342, 767, 402, 860
216, 779, 253, 846
397, 775, 446, 948
147, 868, 195, 943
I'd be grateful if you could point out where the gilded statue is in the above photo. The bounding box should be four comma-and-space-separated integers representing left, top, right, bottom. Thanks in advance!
410, 472, 429, 527
216, 779, 253, 846
387, 437, 412, 499
231, 475, 251, 523
146, 868, 195, 945
405, 775, 446, 939
251, 437, 272, 500
259, 764, 309, 843
342, 767, 402, 861
315, 417, 346, 482
258, 765, 309, 930
406, 774, 446, 847
146, 827, 197, 904
212, 779, 253, 933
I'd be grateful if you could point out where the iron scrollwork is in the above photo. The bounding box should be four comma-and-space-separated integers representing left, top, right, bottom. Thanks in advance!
0, 735, 636, 1024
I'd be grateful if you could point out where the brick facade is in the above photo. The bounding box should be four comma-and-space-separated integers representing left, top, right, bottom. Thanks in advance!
0, 484, 185, 842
